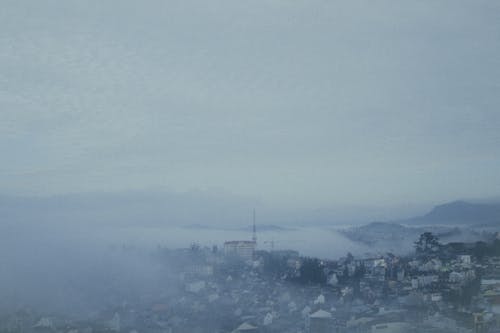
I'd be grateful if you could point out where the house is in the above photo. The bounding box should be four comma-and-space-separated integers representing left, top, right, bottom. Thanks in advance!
232, 322, 258, 333
308, 309, 334, 333
370, 322, 410, 333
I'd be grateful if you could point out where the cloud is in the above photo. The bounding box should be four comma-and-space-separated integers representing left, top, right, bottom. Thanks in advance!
1, 0, 499, 206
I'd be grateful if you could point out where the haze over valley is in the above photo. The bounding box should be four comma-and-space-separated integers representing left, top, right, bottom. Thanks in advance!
1, 1, 500, 332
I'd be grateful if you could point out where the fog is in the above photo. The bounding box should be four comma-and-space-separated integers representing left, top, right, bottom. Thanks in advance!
1, 0, 499, 331
0, 223, 163, 315
0, 204, 369, 314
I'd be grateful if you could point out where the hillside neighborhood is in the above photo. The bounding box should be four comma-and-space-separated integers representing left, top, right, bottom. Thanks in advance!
1, 231, 499, 333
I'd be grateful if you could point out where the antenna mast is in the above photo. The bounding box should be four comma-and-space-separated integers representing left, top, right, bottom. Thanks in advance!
252, 208, 257, 243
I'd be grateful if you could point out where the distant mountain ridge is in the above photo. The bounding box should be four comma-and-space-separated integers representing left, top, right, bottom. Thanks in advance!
340, 200, 500, 252
404, 200, 500, 226
0, 191, 258, 227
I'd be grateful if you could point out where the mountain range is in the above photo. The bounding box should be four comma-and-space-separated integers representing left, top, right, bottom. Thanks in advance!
402, 200, 500, 226
0, 191, 499, 228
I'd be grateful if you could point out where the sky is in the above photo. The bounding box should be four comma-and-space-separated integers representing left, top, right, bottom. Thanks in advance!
1, 0, 500, 211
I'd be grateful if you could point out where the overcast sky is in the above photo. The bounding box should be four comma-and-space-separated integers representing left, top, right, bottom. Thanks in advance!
1, 0, 499, 209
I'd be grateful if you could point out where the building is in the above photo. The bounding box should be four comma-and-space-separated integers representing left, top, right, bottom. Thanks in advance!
232, 322, 258, 333
308, 309, 333, 333
224, 210, 257, 260
224, 241, 256, 260
371, 322, 410, 333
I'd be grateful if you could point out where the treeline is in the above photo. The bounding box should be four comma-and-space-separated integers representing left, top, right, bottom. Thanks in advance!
443, 238, 500, 260
258, 251, 328, 285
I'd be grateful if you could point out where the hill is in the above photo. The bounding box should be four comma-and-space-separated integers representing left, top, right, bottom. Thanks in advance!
405, 200, 500, 226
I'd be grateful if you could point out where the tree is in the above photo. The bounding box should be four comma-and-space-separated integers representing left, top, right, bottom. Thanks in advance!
415, 232, 441, 257
259, 251, 289, 277
473, 241, 488, 261
296, 257, 326, 284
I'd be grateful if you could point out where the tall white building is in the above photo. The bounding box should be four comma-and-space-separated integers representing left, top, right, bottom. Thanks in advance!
224, 210, 257, 260
224, 241, 256, 260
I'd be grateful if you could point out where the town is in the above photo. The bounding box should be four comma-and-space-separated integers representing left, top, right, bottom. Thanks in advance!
1, 229, 499, 333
